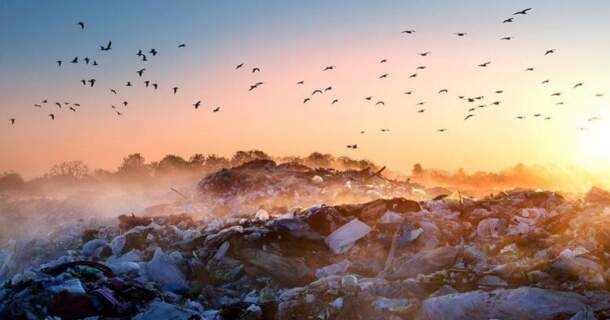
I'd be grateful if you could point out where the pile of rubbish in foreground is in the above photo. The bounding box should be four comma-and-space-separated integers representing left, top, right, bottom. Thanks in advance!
3, 187, 610, 319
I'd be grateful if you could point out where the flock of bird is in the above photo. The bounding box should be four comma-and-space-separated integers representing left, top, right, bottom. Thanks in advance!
6, 7, 606, 152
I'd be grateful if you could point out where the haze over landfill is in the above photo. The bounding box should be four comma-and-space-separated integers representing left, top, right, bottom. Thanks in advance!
2, 1, 610, 320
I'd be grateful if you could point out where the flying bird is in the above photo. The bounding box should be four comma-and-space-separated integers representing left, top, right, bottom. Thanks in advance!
541, 80, 550, 84
252, 67, 261, 73
404, 91, 413, 95
9, 118, 15, 125
365, 96, 372, 101
454, 32, 467, 37
324, 86, 332, 92
88, 79, 96, 87
416, 101, 425, 106
323, 65, 335, 71
331, 99, 339, 104
122, 101, 128, 107
409, 73, 418, 78
495, 90, 504, 94
34, 104, 42, 108
376, 101, 385, 106
478, 61, 491, 67
110, 89, 117, 94
172, 87, 178, 94
491, 101, 501, 106
213, 107, 221, 112
137, 50, 143, 56
92, 61, 98, 66
149, 49, 158, 56
595, 93, 604, 97
513, 8, 532, 15
141, 55, 147, 62
419, 52, 431, 56
416, 66, 426, 70
545, 49, 556, 55
126, 81, 132, 87
516, 116, 526, 120
152, 83, 158, 90
379, 73, 389, 79
500, 36, 513, 40
464, 114, 475, 121
503, 18, 514, 23
55, 102, 62, 108
379, 59, 387, 63
312, 89, 323, 95
525, 67, 534, 71
100, 41, 112, 51
48, 114, 55, 120
136, 68, 146, 77
56, 60, 62, 66
439, 89, 448, 94
573, 82, 583, 89
144, 80, 150, 88
417, 109, 425, 113
116, 111, 122, 116
401, 30, 416, 34
84, 57, 90, 64
77, 21, 85, 29
71, 57, 78, 63
178, 43, 186, 48
346, 144, 358, 149
437, 129, 447, 132
193, 101, 201, 109
551, 92, 562, 96
296, 81, 304, 85
81, 79, 86, 86
69, 107, 76, 112
303, 98, 310, 104
235, 63, 244, 69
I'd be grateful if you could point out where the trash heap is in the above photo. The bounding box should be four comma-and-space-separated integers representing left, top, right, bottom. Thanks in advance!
3, 187, 610, 319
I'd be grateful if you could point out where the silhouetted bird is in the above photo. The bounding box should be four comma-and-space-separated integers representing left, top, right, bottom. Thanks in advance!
595, 93, 604, 97
513, 8, 532, 15
149, 49, 157, 56
126, 81, 132, 87
252, 67, 261, 73
401, 30, 416, 34
141, 55, 147, 61
404, 91, 413, 95
122, 101, 128, 107
173, 87, 178, 94
88, 79, 96, 87
464, 114, 475, 120
500, 36, 512, 40
551, 92, 561, 96
9, 118, 15, 125
379, 73, 389, 79
116, 111, 122, 116
541, 79, 550, 84
417, 109, 425, 113
376, 101, 385, 106
136, 68, 145, 77
296, 81, 304, 85
416, 66, 426, 70
454, 32, 467, 37
71, 57, 78, 63
495, 90, 504, 94
213, 107, 220, 112
235, 63, 244, 69
81, 79, 86, 86
346, 144, 358, 149
409, 73, 418, 78
437, 129, 447, 132
78, 21, 85, 29
312, 89, 323, 95
49, 114, 55, 120
503, 18, 514, 23
491, 101, 501, 106
573, 82, 583, 89
152, 83, 158, 90
439, 89, 448, 94
56, 60, 62, 66
545, 49, 555, 55
416, 102, 426, 106
42, 100, 47, 103
100, 41, 112, 51
516, 116, 526, 120
55, 102, 62, 108
69, 107, 76, 112
178, 43, 186, 48
380, 59, 387, 63
419, 52, 431, 56
144, 80, 150, 88
92, 61, 98, 66
303, 98, 310, 103
478, 61, 491, 67
110, 89, 117, 94
84, 57, 90, 64
331, 99, 339, 104
365, 96, 372, 101
34, 104, 42, 108
525, 67, 534, 71
380, 129, 390, 132
323, 66, 335, 71
137, 50, 143, 56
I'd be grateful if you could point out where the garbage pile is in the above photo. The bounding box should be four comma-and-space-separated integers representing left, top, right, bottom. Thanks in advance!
3, 187, 610, 319
196, 159, 442, 217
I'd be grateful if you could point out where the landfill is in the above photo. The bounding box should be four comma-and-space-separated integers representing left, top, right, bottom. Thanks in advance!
2, 160, 610, 319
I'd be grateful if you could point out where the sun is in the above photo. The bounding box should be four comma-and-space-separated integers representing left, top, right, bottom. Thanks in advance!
578, 121, 610, 168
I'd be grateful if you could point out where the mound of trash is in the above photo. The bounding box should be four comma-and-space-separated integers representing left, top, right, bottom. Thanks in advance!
3, 186, 610, 319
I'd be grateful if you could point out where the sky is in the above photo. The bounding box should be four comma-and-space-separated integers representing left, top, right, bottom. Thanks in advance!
0, 0, 609, 178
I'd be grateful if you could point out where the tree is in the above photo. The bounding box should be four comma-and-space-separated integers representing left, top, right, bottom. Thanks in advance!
47, 161, 89, 180
412, 163, 423, 177
189, 153, 206, 169
117, 153, 148, 176
231, 150, 270, 165
0, 171, 25, 190
156, 154, 189, 173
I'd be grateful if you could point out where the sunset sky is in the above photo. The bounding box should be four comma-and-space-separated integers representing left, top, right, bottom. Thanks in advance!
1, 0, 609, 178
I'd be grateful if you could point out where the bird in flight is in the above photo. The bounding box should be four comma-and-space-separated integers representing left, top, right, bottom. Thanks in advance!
379, 59, 387, 64
235, 63, 244, 69
347, 144, 358, 149
296, 81, 304, 85
252, 67, 261, 73
595, 93, 604, 97
149, 49, 158, 56
88, 79, 96, 87
115, 111, 122, 116
312, 89, 323, 95
404, 91, 413, 95
331, 99, 339, 104
365, 96, 373, 101
141, 55, 147, 62
249, 82, 263, 91
551, 92, 562, 96
77, 21, 85, 29
69, 107, 77, 112
416, 101, 425, 106
454, 32, 467, 37
152, 83, 158, 90
437, 129, 447, 132
478, 61, 491, 67
416, 66, 426, 70
122, 101, 128, 107
409, 73, 418, 78
439, 89, 448, 94
491, 101, 501, 106
71, 57, 78, 63
375, 101, 385, 106
55, 102, 62, 108
500, 36, 513, 40
56, 60, 62, 66
401, 30, 416, 34
516, 116, 526, 120
80, 79, 87, 86
417, 109, 425, 113
573, 82, 584, 89
379, 73, 389, 79
144, 80, 150, 88
513, 8, 532, 15
9, 118, 15, 125
92, 61, 98, 66
303, 98, 311, 104
541, 79, 550, 84
34, 104, 42, 108
172, 87, 179, 94
495, 90, 504, 94
84, 57, 90, 64
178, 43, 186, 48
193, 101, 201, 109
503, 18, 514, 23
126, 81, 132, 87
136, 69, 146, 77
100, 41, 112, 51
110, 89, 117, 94
212, 107, 221, 112
545, 49, 556, 55
464, 114, 475, 121
380, 129, 390, 132
419, 52, 431, 57
137, 50, 143, 57
525, 67, 535, 71
324, 86, 332, 92
48, 114, 55, 120
323, 65, 335, 71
